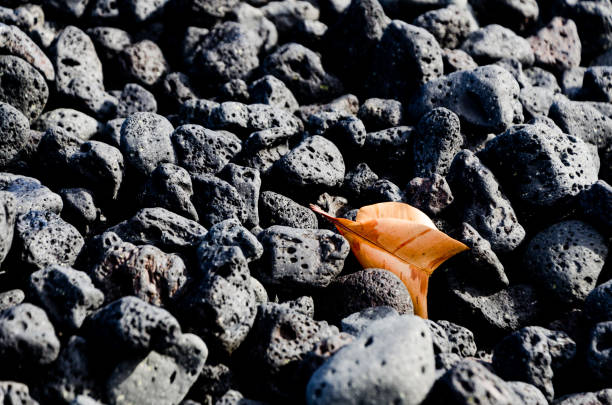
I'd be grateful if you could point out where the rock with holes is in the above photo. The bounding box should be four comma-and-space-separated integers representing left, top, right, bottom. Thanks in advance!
38, 127, 124, 200
171, 124, 241, 177
554, 389, 612, 405
87, 26, 132, 63
0, 191, 15, 267
583, 66, 612, 102
520, 86, 556, 119
192, 22, 261, 84
0, 173, 63, 215
367, 20, 443, 101
0, 55, 48, 122
321, 269, 413, 323
116, 83, 157, 117
412, 107, 462, 178
404, 174, 454, 216
579, 180, 612, 237
0, 303, 60, 366
343, 163, 379, 200
410, 65, 522, 133
528, 17, 581, 72
258, 191, 318, 229
51, 26, 116, 119
241, 127, 297, 175
255, 225, 349, 289
0, 23, 54, 81
106, 333, 207, 405
585, 279, 612, 324
586, 321, 612, 382
119, 40, 168, 87
435, 320, 476, 357
120, 112, 175, 177
105, 207, 207, 254
40, 336, 98, 403
0, 381, 39, 405
249, 74, 299, 112
140, 163, 198, 221
448, 150, 525, 253
357, 98, 404, 131
426, 359, 521, 404
177, 247, 257, 355
276, 135, 345, 189
118, 0, 171, 23
263, 43, 343, 104
507, 382, 547, 405
240, 298, 338, 398
478, 123, 599, 213
261, 0, 319, 35
220, 164, 261, 228
0, 289, 24, 311
548, 96, 612, 149
28, 265, 104, 331
363, 179, 405, 203
442, 48, 478, 73
84, 296, 181, 361
340, 306, 399, 337
493, 326, 576, 401
412, 5, 478, 49
0, 102, 30, 169
310, 114, 366, 152
88, 232, 188, 306
33, 109, 102, 141
191, 174, 247, 228
197, 219, 263, 263
13, 210, 84, 271
524, 220, 607, 306
306, 315, 435, 405
231, 2, 278, 53
461, 24, 534, 65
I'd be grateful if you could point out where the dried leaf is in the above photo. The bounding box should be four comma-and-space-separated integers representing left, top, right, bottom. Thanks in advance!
310, 202, 468, 318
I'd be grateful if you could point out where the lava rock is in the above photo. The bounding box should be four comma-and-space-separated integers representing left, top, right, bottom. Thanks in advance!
28, 265, 104, 330
256, 225, 349, 289
584, 279, 612, 324
276, 135, 345, 189
0, 289, 24, 311
249, 74, 299, 112
470, 0, 538, 32
343, 163, 379, 200
524, 220, 608, 306
105, 207, 207, 254
586, 321, 612, 382
425, 359, 522, 404
412, 107, 462, 178
529, 17, 581, 72
120, 112, 175, 177
357, 98, 404, 131
0, 303, 60, 366
88, 232, 187, 306
548, 96, 612, 149
263, 42, 343, 104
13, 210, 84, 271
410, 65, 523, 133
0, 191, 16, 267
321, 268, 414, 322
506, 382, 548, 405
0, 102, 30, 169
306, 315, 435, 405
0, 55, 48, 122
340, 306, 400, 337
436, 320, 477, 357
0, 381, 40, 405
191, 174, 247, 228
404, 174, 453, 216
441, 48, 478, 73
33, 108, 102, 141
259, 191, 318, 229
106, 333, 207, 405
119, 40, 168, 87
461, 24, 534, 65
0, 23, 54, 81
363, 179, 405, 203
178, 246, 257, 355
197, 218, 263, 263
554, 389, 612, 405
116, 83, 157, 116
220, 163, 261, 228
448, 150, 525, 253
367, 20, 443, 101
412, 5, 478, 49
140, 163, 198, 221
493, 326, 577, 401
0, 173, 63, 215
478, 123, 599, 213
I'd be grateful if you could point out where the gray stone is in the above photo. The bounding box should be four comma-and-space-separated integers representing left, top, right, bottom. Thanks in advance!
259, 191, 318, 229
249, 74, 299, 112
340, 306, 399, 337
506, 382, 547, 405
412, 5, 478, 49
0, 102, 29, 168
220, 164, 261, 228
191, 174, 247, 228
524, 220, 607, 305
586, 321, 612, 382
0, 289, 23, 311
256, 225, 349, 289
554, 389, 612, 405
0, 381, 39, 405
404, 175, 454, 216
119, 40, 168, 87
198, 219, 263, 263
140, 163, 198, 221
116, 83, 157, 117
306, 315, 435, 405
0, 23, 54, 81
0, 55, 48, 121
0, 191, 16, 268
33, 109, 102, 141
585, 279, 612, 324
461, 24, 534, 65
0, 173, 63, 215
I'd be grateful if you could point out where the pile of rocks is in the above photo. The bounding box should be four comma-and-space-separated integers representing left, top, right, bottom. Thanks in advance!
0, 0, 610, 403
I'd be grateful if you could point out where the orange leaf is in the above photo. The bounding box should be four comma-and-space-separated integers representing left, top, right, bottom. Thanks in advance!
310, 202, 469, 318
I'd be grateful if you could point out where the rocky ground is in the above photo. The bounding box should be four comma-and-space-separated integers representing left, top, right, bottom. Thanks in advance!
0, 0, 610, 404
